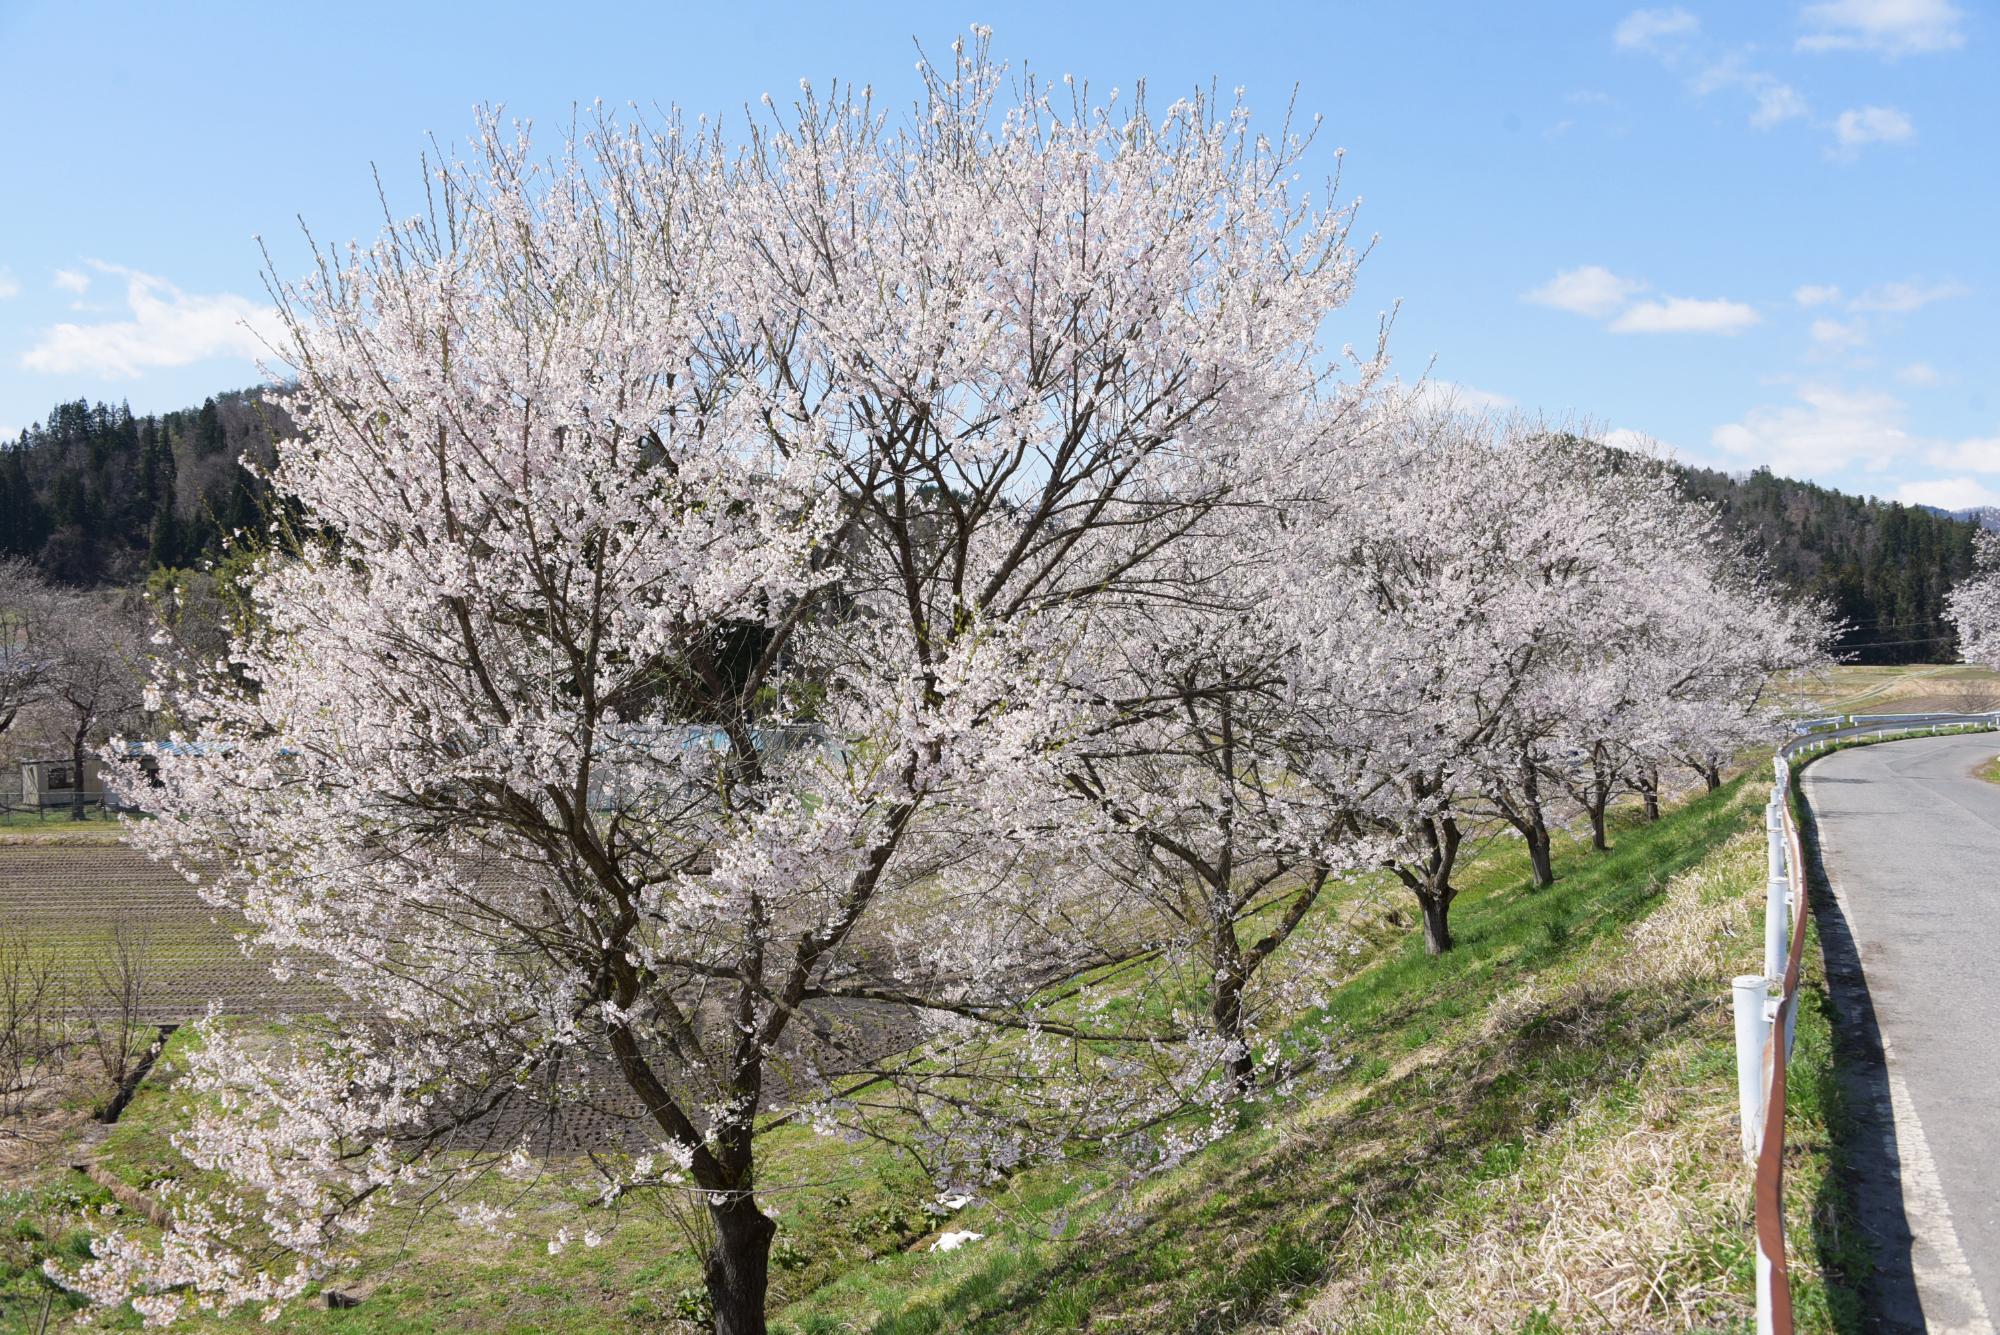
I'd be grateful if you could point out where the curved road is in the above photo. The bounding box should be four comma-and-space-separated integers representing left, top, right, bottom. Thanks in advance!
1806, 731, 2000, 1334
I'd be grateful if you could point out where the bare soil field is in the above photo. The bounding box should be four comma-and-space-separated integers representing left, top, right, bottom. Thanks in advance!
0, 845, 335, 1019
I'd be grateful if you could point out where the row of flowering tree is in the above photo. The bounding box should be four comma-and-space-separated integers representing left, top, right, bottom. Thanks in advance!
72, 38, 1831, 1335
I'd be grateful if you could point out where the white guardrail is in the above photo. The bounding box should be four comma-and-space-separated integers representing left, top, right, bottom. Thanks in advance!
1737, 712, 2000, 1335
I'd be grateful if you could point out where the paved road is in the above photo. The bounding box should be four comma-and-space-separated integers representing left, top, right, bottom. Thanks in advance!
1807, 731, 2000, 1333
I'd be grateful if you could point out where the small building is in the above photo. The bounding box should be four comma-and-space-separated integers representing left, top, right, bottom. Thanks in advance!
18, 756, 107, 808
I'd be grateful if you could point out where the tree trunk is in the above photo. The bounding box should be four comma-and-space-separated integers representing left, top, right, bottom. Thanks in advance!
1525, 826, 1554, 889
1517, 762, 1555, 889
1643, 789, 1660, 822
1212, 975, 1253, 1095
1588, 800, 1609, 853
1702, 763, 1721, 793
705, 1192, 777, 1335
69, 735, 88, 822
1419, 893, 1453, 956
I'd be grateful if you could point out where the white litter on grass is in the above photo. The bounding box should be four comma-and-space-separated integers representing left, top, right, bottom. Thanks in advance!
930, 1230, 984, 1252
937, 1194, 973, 1211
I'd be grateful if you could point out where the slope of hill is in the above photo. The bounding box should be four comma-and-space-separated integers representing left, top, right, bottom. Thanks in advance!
0, 390, 286, 586
1678, 465, 1980, 665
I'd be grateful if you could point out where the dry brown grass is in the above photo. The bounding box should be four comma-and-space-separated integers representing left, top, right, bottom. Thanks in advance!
1275, 833, 1763, 1335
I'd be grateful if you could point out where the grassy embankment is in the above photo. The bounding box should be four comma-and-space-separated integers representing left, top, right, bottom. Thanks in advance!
1, 775, 1860, 1334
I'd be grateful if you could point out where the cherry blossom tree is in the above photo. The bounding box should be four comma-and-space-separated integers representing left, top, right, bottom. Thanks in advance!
1048, 423, 1395, 1095
81, 37, 1373, 1334
1950, 532, 2000, 670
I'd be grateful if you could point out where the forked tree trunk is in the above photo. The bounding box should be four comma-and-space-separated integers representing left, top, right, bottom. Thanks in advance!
705, 1192, 777, 1335
1636, 767, 1661, 822
1702, 763, 1721, 793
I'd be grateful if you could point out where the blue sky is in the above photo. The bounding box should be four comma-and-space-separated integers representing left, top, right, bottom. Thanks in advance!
0, 0, 1991, 506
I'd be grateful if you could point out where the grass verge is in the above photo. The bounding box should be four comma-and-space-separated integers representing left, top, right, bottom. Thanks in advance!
1, 776, 1848, 1333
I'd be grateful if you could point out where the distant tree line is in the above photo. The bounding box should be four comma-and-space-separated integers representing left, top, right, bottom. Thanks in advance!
0, 390, 1982, 668
1677, 464, 1980, 665
0, 390, 286, 586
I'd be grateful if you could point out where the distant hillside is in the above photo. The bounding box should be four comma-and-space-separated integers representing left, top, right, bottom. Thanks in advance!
0, 393, 1982, 665
1678, 464, 1980, 665
1945, 505, 2000, 533
0, 390, 286, 585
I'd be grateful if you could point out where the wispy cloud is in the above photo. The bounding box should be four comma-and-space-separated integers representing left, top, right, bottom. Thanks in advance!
1829, 105, 1916, 157
1615, 7, 1701, 51
1849, 278, 1966, 311
1712, 383, 1913, 474
1793, 283, 1844, 307
1809, 316, 1868, 348
1692, 57, 1812, 128
1897, 362, 1943, 386
52, 269, 90, 295
1798, 0, 1966, 56
0, 268, 18, 300
1610, 296, 1762, 334
1523, 265, 1648, 318
21, 261, 279, 378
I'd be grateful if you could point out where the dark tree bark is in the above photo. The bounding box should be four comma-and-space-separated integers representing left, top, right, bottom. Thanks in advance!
1419, 892, 1453, 956
705, 1192, 777, 1335
1390, 808, 1463, 956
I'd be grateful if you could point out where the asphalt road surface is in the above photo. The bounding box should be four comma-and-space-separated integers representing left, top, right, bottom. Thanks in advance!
1806, 731, 2000, 1334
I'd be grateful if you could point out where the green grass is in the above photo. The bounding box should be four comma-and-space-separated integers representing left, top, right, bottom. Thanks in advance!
2, 776, 1849, 1334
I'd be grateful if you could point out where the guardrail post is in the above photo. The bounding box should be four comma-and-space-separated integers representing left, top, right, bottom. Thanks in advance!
1733, 974, 1772, 1161
1764, 858, 1789, 983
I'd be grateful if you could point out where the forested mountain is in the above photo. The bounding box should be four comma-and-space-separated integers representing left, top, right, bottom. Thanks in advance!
0, 392, 1981, 665
1678, 464, 1979, 665
0, 390, 285, 585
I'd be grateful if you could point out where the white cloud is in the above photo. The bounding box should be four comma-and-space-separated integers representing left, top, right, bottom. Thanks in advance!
1750, 82, 1811, 127
0, 268, 18, 300
52, 268, 90, 295
1830, 105, 1916, 155
1392, 377, 1516, 417
1925, 436, 2000, 472
1897, 361, 1943, 386
1793, 283, 1843, 307
21, 261, 279, 379
1610, 296, 1762, 334
1616, 7, 1701, 50
1799, 0, 1966, 56
1711, 384, 1914, 474
1523, 265, 1648, 318
1895, 478, 2000, 510
1809, 317, 1868, 348
1849, 278, 1967, 312
1693, 58, 1812, 128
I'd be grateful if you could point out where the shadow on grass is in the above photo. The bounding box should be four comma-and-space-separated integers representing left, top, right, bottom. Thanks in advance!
820, 780, 1757, 1335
